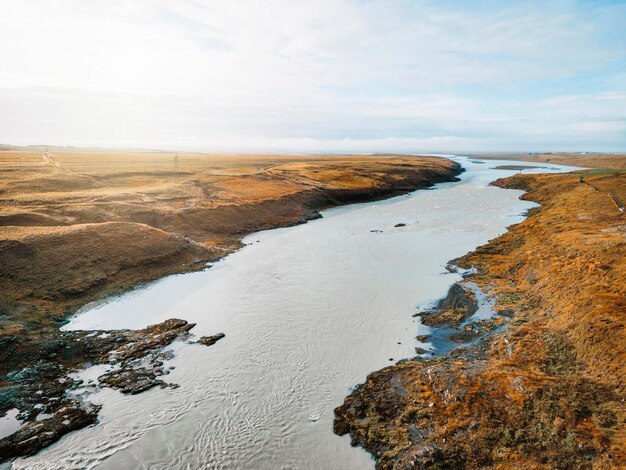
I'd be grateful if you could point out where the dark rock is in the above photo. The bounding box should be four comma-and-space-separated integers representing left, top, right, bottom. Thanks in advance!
436, 283, 478, 315
0, 401, 100, 460
197, 333, 225, 347
497, 308, 515, 318
0, 318, 195, 463
394, 223, 406, 227
305, 211, 323, 221
418, 283, 478, 328
449, 330, 481, 343
98, 367, 168, 394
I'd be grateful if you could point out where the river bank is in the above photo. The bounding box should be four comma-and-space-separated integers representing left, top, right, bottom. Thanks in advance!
468, 152, 626, 170
334, 158, 626, 468
0, 149, 461, 462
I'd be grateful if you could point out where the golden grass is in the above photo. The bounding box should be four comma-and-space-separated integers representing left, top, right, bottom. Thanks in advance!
0, 148, 458, 327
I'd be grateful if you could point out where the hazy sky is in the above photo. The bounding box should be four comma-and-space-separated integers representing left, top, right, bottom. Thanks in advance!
1, 0, 625, 152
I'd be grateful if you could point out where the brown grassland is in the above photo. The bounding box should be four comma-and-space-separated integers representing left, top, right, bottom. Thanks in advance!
475, 152, 626, 170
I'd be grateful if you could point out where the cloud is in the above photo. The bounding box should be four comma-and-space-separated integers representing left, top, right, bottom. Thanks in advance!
0, 0, 624, 151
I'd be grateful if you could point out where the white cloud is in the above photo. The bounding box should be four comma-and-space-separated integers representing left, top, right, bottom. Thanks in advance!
0, 0, 624, 151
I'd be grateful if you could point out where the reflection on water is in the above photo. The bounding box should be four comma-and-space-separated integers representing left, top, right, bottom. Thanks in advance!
17, 158, 578, 470
0, 409, 22, 440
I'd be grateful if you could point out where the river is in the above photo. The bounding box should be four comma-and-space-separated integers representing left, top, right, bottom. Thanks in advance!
15, 157, 579, 469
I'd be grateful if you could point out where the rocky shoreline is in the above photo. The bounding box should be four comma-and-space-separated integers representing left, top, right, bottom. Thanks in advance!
334, 168, 626, 469
0, 318, 225, 460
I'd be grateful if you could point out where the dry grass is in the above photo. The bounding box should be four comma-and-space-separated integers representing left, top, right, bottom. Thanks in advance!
475, 152, 626, 170
0, 148, 458, 328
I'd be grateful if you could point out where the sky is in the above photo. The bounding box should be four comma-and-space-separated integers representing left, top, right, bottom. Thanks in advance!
0, 0, 625, 153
